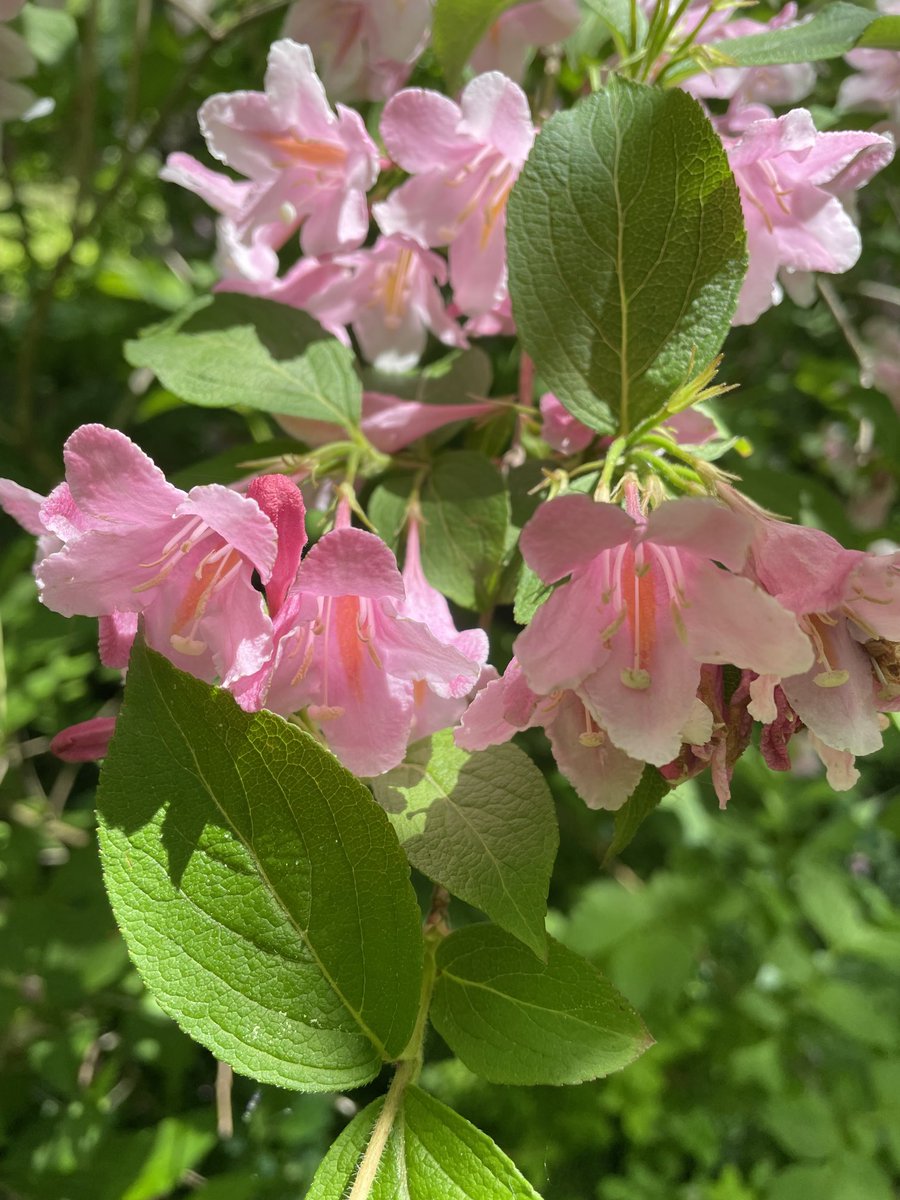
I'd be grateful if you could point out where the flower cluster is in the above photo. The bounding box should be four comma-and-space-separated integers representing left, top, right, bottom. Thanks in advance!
459, 485, 900, 808
0, 426, 487, 779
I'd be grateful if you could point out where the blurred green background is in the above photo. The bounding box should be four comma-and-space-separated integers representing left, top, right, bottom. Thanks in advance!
2, 2, 899, 1198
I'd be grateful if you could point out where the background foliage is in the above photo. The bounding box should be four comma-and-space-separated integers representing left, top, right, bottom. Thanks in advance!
2, 1, 899, 1197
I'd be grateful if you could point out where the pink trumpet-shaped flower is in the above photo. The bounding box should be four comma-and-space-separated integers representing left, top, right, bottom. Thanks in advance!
23, 425, 278, 687
515, 493, 813, 766
722, 107, 893, 325
275, 388, 500, 455
470, 0, 580, 82
162, 40, 379, 258
746, 519, 900, 785
296, 234, 467, 371
282, 0, 432, 103
374, 72, 535, 318
456, 657, 646, 811
234, 518, 485, 777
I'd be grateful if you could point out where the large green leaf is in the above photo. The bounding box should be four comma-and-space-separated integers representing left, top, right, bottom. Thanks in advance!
371, 731, 558, 959
419, 451, 511, 610
97, 644, 423, 1092
507, 78, 746, 434
703, 2, 875, 66
306, 1087, 543, 1199
431, 925, 652, 1085
124, 295, 361, 429
856, 13, 900, 50
432, 0, 529, 86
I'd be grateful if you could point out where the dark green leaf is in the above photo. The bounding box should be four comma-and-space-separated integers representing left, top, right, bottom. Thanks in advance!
603, 765, 670, 864
419, 451, 511, 610
431, 925, 653, 1085
306, 1087, 543, 1198
371, 731, 558, 959
97, 643, 423, 1091
124, 295, 361, 429
433, 0, 529, 86
704, 2, 875, 66
507, 78, 746, 434
363, 347, 493, 407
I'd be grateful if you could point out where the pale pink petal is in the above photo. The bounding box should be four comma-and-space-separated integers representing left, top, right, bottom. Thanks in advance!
546, 692, 645, 811
37, 531, 173, 618
302, 183, 370, 255
264, 39, 336, 138
319, 658, 414, 777
514, 564, 614, 693
846, 554, 900, 641
63, 424, 182, 525
520, 494, 635, 583
0, 478, 47, 536
448, 212, 509, 316
539, 394, 594, 454
98, 612, 138, 669
299, 527, 405, 601
160, 153, 252, 218
180, 484, 278, 579
376, 611, 481, 698
374, 172, 472, 245
807, 732, 860, 790
782, 621, 883, 756
748, 672, 780, 723
680, 562, 814, 678
580, 608, 702, 766
751, 522, 861, 614
39, 483, 87, 541
380, 88, 466, 172
645, 497, 752, 572
458, 72, 534, 165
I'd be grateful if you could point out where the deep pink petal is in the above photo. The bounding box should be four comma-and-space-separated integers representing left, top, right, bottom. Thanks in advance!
51, 716, 117, 763
0, 478, 47, 536
246, 475, 307, 616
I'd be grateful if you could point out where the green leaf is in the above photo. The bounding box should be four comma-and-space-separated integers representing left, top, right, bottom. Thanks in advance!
124, 295, 362, 429
419, 451, 511, 610
507, 78, 746, 434
363, 347, 493, 408
22, 6, 78, 64
703, 2, 875, 66
433, 0, 529, 86
97, 643, 423, 1092
513, 563, 553, 625
856, 13, 900, 50
307, 1088, 543, 1199
603, 765, 670, 864
431, 925, 652, 1085
371, 731, 558, 959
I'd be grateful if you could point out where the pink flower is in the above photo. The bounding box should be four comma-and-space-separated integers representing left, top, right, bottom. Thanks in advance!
684, 4, 815, 109
839, 1, 900, 121
746, 519, 900, 785
515, 492, 813, 766
539, 394, 595, 454
374, 73, 535, 318
303, 234, 467, 371
161, 40, 379, 258
282, 0, 432, 102
722, 107, 894, 325
275, 389, 501, 455
235, 516, 485, 777
25, 425, 279, 687
398, 518, 491, 742
456, 658, 646, 811
470, 0, 580, 82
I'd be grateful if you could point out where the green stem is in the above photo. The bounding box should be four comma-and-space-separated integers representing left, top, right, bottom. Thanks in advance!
594, 436, 627, 501
346, 1058, 415, 1200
